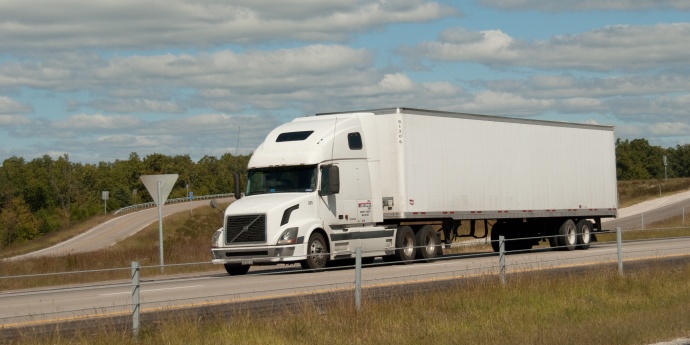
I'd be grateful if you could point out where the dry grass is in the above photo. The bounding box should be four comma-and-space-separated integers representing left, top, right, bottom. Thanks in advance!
0, 214, 116, 259
13, 261, 690, 345
0, 203, 230, 290
617, 177, 690, 208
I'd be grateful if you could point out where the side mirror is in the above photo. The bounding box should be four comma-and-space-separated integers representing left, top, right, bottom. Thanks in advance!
233, 172, 242, 200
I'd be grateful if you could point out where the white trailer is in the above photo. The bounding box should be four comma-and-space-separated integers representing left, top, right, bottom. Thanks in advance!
211, 108, 617, 274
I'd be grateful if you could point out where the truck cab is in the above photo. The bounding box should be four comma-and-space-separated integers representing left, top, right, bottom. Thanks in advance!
211, 113, 390, 275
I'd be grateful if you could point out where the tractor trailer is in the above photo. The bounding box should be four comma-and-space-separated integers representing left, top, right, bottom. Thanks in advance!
211, 107, 617, 275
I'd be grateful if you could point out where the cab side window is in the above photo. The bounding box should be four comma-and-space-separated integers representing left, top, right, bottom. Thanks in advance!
348, 132, 363, 150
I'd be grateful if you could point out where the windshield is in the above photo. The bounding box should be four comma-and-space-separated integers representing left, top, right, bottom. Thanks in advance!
246, 165, 318, 196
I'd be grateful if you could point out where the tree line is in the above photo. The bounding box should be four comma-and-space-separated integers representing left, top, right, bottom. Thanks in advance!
0, 152, 249, 248
616, 139, 690, 180
2, 138, 690, 248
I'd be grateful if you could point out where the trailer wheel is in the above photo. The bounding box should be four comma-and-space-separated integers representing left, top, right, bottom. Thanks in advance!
415, 225, 438, 262
394, 226, 416, 264
301, 232, 328, 270
557, 219, 577, 251
224, 264, 250, 276
490, 222, 505, 252
575, 219, 592, 250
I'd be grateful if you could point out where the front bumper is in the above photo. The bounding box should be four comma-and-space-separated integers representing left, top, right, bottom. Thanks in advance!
211, 244, 306, 265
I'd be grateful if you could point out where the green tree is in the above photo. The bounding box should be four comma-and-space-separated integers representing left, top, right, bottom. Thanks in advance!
0, 197, 40, 247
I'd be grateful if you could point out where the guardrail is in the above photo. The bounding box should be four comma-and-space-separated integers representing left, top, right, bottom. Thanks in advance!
1, 225, 689, 341
113, 193, 234, 215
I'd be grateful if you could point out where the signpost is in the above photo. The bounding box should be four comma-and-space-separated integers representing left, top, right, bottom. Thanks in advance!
140, 174, 178, 272
102, 191, 109, 215
663, 155, 668, 181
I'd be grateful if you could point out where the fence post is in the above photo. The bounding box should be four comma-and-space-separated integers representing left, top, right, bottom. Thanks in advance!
616, 227, 623, 276
641, 213, 644, 230
132, 261, 140, 337
499, 235, 506, 285
355, 247, 362, 311
683, 207, 685, 225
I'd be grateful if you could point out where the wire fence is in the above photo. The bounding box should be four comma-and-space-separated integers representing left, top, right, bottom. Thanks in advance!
1, 224, 689, 340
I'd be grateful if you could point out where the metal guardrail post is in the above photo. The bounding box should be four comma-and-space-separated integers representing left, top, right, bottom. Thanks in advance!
499, 235, 506, 285
616, 227, 623, 276
132, 261, 140, 338
355, 247, 362, 311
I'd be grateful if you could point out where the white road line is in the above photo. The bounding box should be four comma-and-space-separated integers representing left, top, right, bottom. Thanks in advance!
99, 285, 204, 296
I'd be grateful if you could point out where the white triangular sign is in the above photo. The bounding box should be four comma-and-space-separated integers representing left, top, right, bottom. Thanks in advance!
140, 174, 179, 206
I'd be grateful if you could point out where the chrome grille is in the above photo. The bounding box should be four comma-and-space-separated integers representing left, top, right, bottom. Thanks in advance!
225, 214, 266, 244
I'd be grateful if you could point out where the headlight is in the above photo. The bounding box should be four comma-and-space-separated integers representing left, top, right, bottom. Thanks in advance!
277, 227, 298, 245
212, 229, 223, 248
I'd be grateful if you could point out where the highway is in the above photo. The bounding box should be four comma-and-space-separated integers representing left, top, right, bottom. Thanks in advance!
8, 197, 234, 260
603, 191, 690, 230
1, 236, 688, 327
2, 191, 689, 331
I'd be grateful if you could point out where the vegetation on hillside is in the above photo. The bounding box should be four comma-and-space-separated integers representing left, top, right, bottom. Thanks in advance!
0, 153, 249, 249
1, 137, 690, 249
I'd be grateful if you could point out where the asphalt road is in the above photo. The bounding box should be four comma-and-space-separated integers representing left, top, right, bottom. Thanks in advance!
9, 197, 234, 260
603, 197, 690, 230
1, 236, 688, 327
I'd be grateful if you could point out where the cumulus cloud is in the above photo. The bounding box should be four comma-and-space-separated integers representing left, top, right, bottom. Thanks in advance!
409, 23, 690, 71
478, 0, 690, 12
0, 0, 458, 53
0, 114, 31, 126
0, 96, 32, 114
54, 113, 143, 130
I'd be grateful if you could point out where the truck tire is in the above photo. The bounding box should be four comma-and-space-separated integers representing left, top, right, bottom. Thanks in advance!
490, 222, 505, 252
557, 219, 577, 251
301, 232, 328, 270
224, 264, 250, 276
415, 225, 439, 262
575, 219, 592, 250
394, 226, 416, 264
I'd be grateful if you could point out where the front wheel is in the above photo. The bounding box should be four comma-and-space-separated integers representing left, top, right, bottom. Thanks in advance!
301, 232, 329, 270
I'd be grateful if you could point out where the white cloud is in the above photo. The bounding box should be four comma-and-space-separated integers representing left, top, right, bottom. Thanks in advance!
0, 0, 458, 53
0, 114, 31, 126
411, 23, 690, 71
54, 113, 143, 130
478, 0, 690, 12
0, 96, 32, 114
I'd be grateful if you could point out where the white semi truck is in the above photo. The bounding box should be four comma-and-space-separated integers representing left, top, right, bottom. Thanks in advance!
211, 107, 617, 275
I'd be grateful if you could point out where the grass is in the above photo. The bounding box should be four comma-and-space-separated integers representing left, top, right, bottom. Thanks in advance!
0, 203, 229, 290
0, 214, 116, 259
617, 177, 690, 208
11, 260, 690, 345
2, 199, 689, 291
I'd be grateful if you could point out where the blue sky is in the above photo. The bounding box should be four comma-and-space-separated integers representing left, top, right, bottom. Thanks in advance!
1, 0, 689, 164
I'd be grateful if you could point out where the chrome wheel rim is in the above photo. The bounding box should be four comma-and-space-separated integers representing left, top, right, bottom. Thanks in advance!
310, 239, 326, 267
402, 233, 414, 257
567, 223, 576, 245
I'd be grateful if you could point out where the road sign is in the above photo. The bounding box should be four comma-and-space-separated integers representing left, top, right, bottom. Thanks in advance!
140, 174, 178, 206
102, 191, 109, 200
140, 174, 179, 272
188, 191, 194, 200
